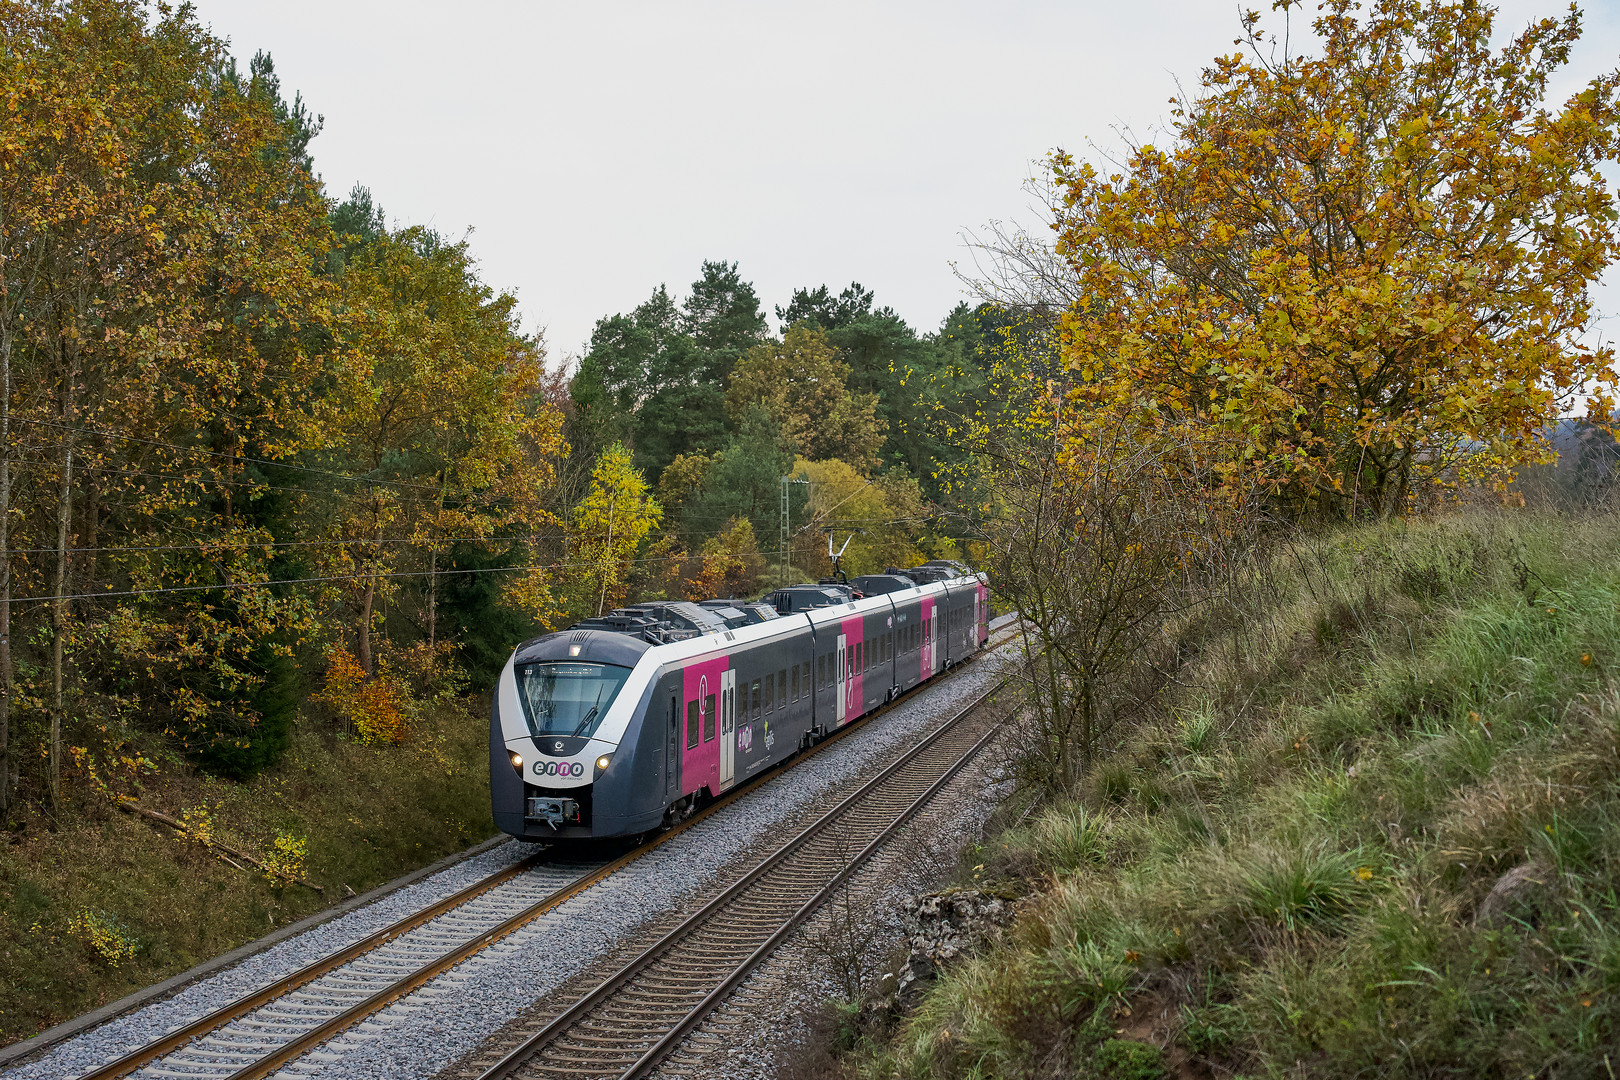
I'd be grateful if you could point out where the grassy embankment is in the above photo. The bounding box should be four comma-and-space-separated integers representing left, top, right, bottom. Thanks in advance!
0, 702, 494, 1048
843, 510, 1620, 1079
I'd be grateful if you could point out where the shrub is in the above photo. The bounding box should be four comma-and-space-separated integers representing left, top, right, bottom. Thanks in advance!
317, 647, 412, 745
65, 909, 138, 968
1090, 1038, 1167, 1080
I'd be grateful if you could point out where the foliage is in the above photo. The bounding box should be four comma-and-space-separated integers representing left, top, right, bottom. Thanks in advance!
0, 0, 566, 818
726, 325, 886, 474
63, 909, 138, 968
792, 458, 927, 578
681, 517, 766, 601
565, 443, 661, 619
682, 406, 797, 549
852, 510, 1620, 1078
263, 832, 308, 885
315, 647, 410, 746
1039, 0, 1620, 519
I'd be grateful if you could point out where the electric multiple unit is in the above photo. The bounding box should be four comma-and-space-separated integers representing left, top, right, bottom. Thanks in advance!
489, 562, 991, 841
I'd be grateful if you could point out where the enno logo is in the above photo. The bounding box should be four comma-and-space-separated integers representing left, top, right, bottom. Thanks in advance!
533, 760, 584, 778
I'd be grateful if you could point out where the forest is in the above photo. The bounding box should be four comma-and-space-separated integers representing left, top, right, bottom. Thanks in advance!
0, 0, 1002, 825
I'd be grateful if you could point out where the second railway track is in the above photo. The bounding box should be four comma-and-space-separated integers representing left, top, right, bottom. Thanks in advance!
469, 679, 1010, 1080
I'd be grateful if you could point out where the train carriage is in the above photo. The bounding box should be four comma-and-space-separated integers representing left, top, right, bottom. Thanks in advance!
489, 564, 990, 842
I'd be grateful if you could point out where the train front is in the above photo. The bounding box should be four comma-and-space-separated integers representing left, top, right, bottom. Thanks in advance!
489, 628, 662, 842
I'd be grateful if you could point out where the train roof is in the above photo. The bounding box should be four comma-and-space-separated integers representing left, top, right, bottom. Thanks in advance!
510, 568, 982, 669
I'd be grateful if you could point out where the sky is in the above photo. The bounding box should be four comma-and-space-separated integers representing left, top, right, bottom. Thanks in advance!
191, 1, 1620, 366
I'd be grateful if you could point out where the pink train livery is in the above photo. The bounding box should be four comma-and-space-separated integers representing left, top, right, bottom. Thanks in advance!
490, 561, 990, 841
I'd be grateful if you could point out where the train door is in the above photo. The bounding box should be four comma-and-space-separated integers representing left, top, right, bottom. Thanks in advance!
923, 611, 933, 674
665, 692, 681, 801
835, 634, 848, 726
720, 669, 737, 790
973, 592, 981, 649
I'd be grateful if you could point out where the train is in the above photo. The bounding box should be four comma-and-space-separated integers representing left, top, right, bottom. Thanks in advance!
489, 561, 991, 841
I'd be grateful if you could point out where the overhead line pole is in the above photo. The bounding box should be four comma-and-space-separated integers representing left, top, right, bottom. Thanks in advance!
779, 476, 810, 589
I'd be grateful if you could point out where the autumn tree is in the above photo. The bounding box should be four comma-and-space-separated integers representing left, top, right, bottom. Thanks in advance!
1037, 0, 1620, 518
0, 0, 337, 797
681, 516, 766, 601
566, 443, 661, 618
793, 458, 926, 578
309, 224, 561, 676
726, 325, 886, 473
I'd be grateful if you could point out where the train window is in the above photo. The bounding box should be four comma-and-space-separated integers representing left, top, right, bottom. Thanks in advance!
817, 654, 825, 688
778, 669, 787, 708
764, 674, 774, 713
703, 693, 716, 742
804, 661, 812, 692
751, 679, 762, 718
514, 661, 632, 740
791, 665, 800, 701
687, 700, 699, 748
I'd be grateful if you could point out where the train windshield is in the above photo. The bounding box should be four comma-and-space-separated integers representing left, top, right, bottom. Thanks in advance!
514, 662, 633, 739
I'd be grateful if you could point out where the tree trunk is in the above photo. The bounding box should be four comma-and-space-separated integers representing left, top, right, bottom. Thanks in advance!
359, 572, 376, 676
50, 433, 73, 818
427, 543, 437, 659
0, 280, 11, 815
597, 494, 616, 617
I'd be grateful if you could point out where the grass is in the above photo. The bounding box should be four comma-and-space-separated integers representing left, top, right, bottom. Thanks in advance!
838, 509, 1620, 1079
0, 699, 493, 1047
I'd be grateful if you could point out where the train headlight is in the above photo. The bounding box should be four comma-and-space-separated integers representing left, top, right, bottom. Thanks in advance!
508, 751, 524, 776
595, 754, 612, 773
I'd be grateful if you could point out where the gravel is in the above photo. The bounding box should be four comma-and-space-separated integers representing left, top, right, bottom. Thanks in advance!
647, 718, 1018, 1080
5, 625, 1020, 1080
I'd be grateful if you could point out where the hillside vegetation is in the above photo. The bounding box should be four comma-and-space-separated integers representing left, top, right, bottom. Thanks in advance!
840, 510, 1620, 1078
0, 701, 489, 1046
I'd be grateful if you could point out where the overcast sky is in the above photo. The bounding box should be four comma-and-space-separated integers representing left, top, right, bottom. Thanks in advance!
192, 1, 1620, 366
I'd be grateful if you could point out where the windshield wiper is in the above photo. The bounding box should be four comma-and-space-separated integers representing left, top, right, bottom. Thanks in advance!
570, 684, 608, 737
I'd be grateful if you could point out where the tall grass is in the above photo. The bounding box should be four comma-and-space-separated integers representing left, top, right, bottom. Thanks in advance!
853, 511, 1620, 1079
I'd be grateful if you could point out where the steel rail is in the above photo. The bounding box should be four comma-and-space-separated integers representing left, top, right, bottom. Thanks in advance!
474, 678, 1008, 1080
74, 851, 550, 1080
625, 707, 1009, 1078
73, 624, 1016, 1080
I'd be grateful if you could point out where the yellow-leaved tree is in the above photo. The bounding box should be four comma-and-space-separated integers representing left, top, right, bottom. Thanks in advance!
566, 443, 662, 618
1043, 0, 1620, 518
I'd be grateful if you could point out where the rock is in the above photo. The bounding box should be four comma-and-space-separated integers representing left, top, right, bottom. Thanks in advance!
886, 889, 1015, 1012
1475, 863, 1549, 928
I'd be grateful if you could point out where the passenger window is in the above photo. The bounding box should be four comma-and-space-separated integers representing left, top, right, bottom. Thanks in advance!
778, 669, 787, 708
791, 665, 800, 701
687, 700, 699, 749
703, 693, 716, 742
764, 674, 775, 713
817, 654, 825, 688
751, 679, 762, 718
804, 661, 812, 691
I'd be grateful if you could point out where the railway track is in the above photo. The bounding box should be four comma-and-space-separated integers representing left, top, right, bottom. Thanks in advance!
466, 679, 1009, 1080
51, 622, 1019, 1080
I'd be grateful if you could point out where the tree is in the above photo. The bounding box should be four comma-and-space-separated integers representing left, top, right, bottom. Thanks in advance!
0, 0, 338, 796
681, 517, 766, 601
570, 277, 739, 483
309, 226, 561, 676
566, 443, 661, 618
684, 405, 796, 549
726, 325, 886, 473
1041, 0, 1620, 519
683, 259, 766, 378
793, 458, 926, 578
775, 281, 875, 332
